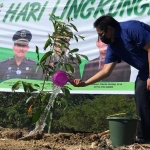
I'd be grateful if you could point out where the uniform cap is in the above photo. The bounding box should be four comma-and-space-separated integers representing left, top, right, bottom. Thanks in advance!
12, 29, 32, 45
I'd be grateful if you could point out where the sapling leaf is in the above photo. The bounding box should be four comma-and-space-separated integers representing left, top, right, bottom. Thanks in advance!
28, 84, 38, 93
61, 87, 70, 95
78, 54, 89, 60
44, 37, 51, 50
22, 81, 28, 93
70, 23, 78, 32
68, 54, 74, 61
75, 54, 82, 65
64, 63, 70, 72
35, 46, 39, 61
34, 84, 40, 88
26, 96, 33, 103
58, 62, 63, 70
78, 35, 85, 40
40, 51, 53, 63
74, 35, 78, 42
12, 81, 21, 91
65, 63, 74, 73
69, 48, 79, 53
41, 94, 47, 102
32, 108, 42, 123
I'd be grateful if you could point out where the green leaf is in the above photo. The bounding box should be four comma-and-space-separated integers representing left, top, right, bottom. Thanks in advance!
28, 84, 38, 93
61, 51, 65, 56
32, 108, 41, 123
64, 63, 70, 72
22, 81, 28, 93
26, 96, 33, 103
69, 48, 79, 54
68, 54, 74, 61
57, 97, 68, 109
78, 35, 85, 41
41, 94, 47, 102
61, 87, 70, 95
70, 23, 78, 32
75, 54, 82, 65
12, 81, 21, 91
58, 62, 63, 70
40, 51, 53, 63
78, 54, 89, 61
59, 37, 70, 45
34, 84, 40, 88
56, 100, 62, 107
54, 62, 58, 65
43, 36, 52, 50
47, 65, 55, 71
73, 35, 78, 42
65, 63, 74, 73
49, 71, 55, 77
35, 46, 40, 61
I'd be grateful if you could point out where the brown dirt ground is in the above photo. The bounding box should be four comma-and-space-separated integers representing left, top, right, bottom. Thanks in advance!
0, 127, 150, 150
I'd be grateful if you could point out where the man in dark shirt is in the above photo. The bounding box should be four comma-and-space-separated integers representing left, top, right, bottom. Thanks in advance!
72, 15, 150, 143
0, 29, 37, 79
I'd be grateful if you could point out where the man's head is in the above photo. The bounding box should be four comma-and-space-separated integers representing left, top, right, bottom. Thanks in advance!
53, 27, 73, 55
12, 29, 32, 58
94, 15, 119, 44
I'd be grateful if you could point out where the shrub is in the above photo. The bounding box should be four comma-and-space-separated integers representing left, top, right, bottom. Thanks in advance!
57, 94, 136, 133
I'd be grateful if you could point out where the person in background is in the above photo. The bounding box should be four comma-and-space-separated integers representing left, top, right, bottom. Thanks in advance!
36, 27, 81, 79
0, 29, 37, 79
72, 15, 150, 144
82, 37, 131, 81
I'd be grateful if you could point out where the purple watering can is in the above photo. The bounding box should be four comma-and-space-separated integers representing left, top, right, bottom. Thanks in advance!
52, 71, 73, 87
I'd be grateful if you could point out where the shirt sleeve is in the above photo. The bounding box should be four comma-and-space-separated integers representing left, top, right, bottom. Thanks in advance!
104, 46, 121, 64
127, 21, 150, 48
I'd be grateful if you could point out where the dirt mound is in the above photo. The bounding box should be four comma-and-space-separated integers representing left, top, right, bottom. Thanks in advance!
0, 127, 150, 150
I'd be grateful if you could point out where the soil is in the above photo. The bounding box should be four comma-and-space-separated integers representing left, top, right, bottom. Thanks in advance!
0, 127, 150, 150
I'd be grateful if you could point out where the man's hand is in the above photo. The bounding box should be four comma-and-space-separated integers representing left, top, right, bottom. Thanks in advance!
71, 79, 87, 87
147, 78, 150, 90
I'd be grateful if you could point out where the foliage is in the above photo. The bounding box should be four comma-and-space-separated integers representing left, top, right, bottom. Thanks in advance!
57, 94, 136, 133
0, 93, 136, 133
0, 92, 33, 129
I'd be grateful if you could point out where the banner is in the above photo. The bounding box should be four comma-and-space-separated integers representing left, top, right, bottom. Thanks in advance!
0, 0, 149, 94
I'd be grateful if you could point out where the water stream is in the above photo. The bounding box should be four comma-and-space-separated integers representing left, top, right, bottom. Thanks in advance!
30, 84, 61, 134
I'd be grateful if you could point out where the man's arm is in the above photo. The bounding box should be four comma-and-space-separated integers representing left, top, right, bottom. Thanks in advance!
85, 61, 117, 85
73, 61, 117, 87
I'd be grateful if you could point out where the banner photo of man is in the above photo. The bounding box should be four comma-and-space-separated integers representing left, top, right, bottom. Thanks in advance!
0, 29, 37, 80
0, 0, 148, 93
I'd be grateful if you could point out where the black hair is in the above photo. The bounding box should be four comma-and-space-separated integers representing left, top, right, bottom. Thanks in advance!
93, 15, 119, 32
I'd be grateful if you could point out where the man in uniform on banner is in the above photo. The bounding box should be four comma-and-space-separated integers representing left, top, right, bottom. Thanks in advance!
82, 37, 131, 82
0, 29, 37, 79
